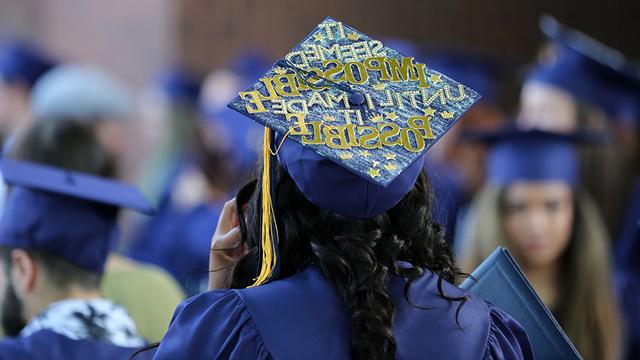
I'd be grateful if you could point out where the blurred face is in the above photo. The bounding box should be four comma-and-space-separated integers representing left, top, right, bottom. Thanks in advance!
0, 258, 27, 336
502, 182, 574, 268
0, 80, 28, 138
518, 81, 578, 134
95, 119, 127, 160
95, 118, 138, 180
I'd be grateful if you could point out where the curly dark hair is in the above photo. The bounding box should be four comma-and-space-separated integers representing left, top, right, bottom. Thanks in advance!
231, 163, 466, 360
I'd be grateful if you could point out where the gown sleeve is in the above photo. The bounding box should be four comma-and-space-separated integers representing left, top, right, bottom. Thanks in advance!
152, 289, 272, 360
483, 302, 534, 360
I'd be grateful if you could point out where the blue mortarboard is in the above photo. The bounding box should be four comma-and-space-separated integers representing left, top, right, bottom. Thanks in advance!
422, 48, 513, 105
0, 159, 154, 272
228, 17, 480, 285
480, 128, 586, 187
30, 65, 133, 121
231, 50, 272, 86
381, 38, 420, 59
0, 41, 56, 88
157, 67, 201, 105
526, 15, 640, 119
199, 51, 271, 174
203, 106, 263, 174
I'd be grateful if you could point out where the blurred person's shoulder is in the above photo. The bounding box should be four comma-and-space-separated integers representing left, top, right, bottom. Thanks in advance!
0, 329, 143, 360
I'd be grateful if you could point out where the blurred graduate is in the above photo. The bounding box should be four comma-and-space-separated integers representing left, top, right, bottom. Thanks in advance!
126, 66, 238, 296
419, 48, 512, 247
0, 40, 56, 143
25, 67, 186, 343
459, 129, 621, 360
513, 16, 640, 358
0, 41, 57, 217
517, 15, 638, 237
127, 53, 271, 296
0, 120, 153, 358
608, 37, 640, 360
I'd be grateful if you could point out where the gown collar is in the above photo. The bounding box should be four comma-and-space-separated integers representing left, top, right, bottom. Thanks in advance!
20, 298, 145, 348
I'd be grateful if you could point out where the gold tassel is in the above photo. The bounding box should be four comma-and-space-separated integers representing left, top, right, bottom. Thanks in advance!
250, 127, 278, 287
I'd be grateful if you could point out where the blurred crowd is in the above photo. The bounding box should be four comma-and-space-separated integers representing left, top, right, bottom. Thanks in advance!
0, 13, 638, 360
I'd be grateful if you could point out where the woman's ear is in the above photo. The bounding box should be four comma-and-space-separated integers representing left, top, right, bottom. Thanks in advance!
10, 249, 38, 297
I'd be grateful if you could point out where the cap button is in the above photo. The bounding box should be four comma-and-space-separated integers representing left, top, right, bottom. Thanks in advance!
348, 93, 365, 107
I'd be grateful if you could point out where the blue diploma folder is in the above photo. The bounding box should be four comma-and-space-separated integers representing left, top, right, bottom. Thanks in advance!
460, 247, 582, 360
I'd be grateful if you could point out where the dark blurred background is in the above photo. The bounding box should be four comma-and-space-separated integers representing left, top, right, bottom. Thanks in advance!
2, 0, 638, 88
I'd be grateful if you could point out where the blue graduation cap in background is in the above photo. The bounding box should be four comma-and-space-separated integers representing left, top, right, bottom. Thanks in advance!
157, 67, 202, 105
199, 50, 273, 175
526, 15, 640, 120
0, 41, 56, 88
422, 48, 513, 105
380, 38, 420, 59
470, 127, 603, 188
0, 159, 154, 272
231, 50, 273, 87
228, 17, 480, 286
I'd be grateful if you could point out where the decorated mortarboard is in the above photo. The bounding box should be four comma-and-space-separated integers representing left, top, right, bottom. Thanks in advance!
228, 17, 480, 286
0, 159, 154, 272
527, 15, 640, 119
229, 17, 480, 188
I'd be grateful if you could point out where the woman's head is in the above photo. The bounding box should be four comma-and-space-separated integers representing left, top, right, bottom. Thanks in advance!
231, 161, 461, 360
462, 182, 619, 359
232, 162, 457, 284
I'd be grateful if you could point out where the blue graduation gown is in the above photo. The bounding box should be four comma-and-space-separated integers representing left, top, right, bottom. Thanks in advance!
128, 160, 224, 296
0, 329, 151, 360
152, 265, 533, 359
615, 179, 640, 359
129, 199, 222, 295
425, 161, 466, 246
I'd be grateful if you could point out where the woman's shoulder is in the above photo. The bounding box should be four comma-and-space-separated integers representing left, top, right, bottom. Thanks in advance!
391, 268, 533, 360
155, 267, 532, 360
482, 302, 534, 360
152, 290, 272, 359
154, 268, 349, 360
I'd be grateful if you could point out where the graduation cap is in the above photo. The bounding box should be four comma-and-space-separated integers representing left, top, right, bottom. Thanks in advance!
0, 41, 56, 88
0, 159, 154, 272
526, 15, 640, 119
421, 47, 514, 105
230, 50, 273, 87
473, 128, 601, 187
156, 67, 202, 105
228, 17, 480, 286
